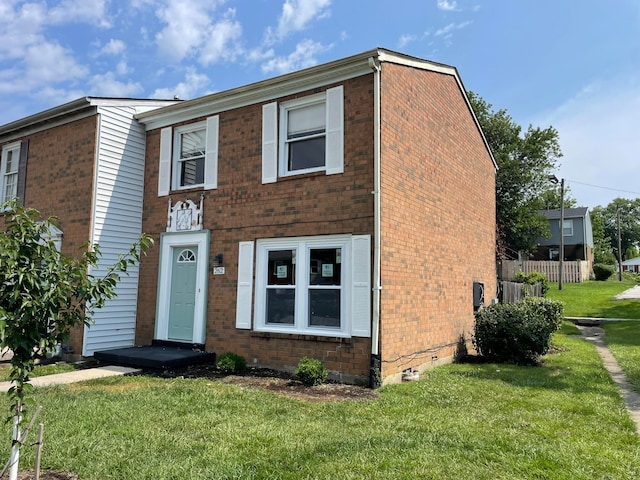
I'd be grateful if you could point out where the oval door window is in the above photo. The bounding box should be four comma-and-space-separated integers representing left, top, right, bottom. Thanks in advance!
177, 249, 197, 263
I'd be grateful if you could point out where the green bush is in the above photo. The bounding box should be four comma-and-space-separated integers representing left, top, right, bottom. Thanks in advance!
216, 352, 247, 374
593, 263, 615, 281
473, 297, 564, 365
514, 271, 548, 296
295, 357, 328, 386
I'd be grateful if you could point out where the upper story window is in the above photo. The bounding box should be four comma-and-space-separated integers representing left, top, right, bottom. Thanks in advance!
175, 123, 205, 189
262, 85, 344, 184
1, 141, 28, 206
281, 95, 326, 174
157, 116, 219, 197
562, 219, 573, 237
0, 142, 20, 203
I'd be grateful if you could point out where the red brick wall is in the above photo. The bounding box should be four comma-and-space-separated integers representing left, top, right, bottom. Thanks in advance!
137, 75, 376, 380
378, 63, 497, 380
1, 115, 98, 353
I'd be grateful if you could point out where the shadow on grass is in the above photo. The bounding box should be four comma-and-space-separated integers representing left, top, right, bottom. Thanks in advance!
603, 321, 640, 346
588, 300, 640, 319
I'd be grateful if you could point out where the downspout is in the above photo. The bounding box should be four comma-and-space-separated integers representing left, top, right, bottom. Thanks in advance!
368, 56, 382, 388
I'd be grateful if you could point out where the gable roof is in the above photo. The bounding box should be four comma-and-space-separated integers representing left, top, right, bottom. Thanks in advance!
540, 207, 589, 220
135, 47, 497, 170
0, 97, 178, 143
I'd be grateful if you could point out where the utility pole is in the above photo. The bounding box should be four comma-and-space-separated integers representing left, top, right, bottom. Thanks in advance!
617, 209, 623, 281
559, 178, 565, 290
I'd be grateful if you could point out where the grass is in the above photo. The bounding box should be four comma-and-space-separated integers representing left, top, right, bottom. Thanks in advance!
603, 320, 640, 393
0, 362, 81, 381
546, 279, 640, 318
1, 331, 639, 479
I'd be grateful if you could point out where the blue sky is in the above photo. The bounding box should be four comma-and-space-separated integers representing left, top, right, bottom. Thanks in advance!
1, 0, 639, 209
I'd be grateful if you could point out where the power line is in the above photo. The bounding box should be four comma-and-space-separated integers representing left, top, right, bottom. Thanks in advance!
565, 179, 640, 197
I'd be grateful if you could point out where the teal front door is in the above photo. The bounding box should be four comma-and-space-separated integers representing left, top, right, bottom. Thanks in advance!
168, 247, 198, 341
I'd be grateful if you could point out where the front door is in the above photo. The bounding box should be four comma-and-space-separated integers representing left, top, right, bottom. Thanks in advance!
168, 247, 198, 341
156, 231, 209, 345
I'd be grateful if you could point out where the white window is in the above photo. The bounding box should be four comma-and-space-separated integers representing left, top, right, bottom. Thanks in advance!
562, 219, 573, 237
262, 86, 344, 183
238, 235, 371, 337
175, 123, 206, 189
0, 142, 20, 204
157, 116, 219, 196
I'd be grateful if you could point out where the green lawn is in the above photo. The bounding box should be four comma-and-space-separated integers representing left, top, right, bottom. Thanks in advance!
0, 362, 81, 381
546, 279, 640, 318
2, 331, 639, 480
603, 320, 640, 393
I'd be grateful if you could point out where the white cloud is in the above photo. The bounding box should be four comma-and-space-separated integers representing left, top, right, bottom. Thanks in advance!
261, 39, 329, 74
89, 71, 144, 97
437, 0, 458, 11
48, 0, 112, 28
199, 9, 243, 65
151, 67, 211, 100
0, 2, 48, 60
24, 41, 88, 84
102, 39, 126, 55
537, 77, 640, 208
434, 21, 472, 37
269, 0, 331, 42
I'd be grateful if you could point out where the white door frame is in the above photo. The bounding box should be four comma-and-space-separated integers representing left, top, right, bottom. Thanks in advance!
156, 230, 209, 344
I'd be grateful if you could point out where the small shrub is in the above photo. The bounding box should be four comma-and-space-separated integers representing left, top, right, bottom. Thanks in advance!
473, 297, 563, 365
216, 352, 247, 374
593, 263, 615, 281
514, 271, 548, 296
295, 357, 328, 386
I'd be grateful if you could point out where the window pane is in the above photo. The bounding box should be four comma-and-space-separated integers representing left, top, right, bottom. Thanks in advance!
180, 157, 204, 186
288, 103, 325, 137
3, 173, 17, 201
180, 130, 205, 158
5, 150, 17, 173
309, 248, 341, 285
268, 250, 296, 285
309, 290, 340, 328
267, 288, 295, 324
288, 136, 325, 171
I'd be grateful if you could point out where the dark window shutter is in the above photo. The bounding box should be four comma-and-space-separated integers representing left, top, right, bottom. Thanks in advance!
17, 139, 29, 204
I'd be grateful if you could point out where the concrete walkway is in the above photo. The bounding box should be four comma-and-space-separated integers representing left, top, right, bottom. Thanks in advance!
0, 365, 140, 392
615, 284, 640, 300
577, 324, 640, 436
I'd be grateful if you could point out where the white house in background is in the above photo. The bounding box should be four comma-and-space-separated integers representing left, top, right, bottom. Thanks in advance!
621, 257, 640, 274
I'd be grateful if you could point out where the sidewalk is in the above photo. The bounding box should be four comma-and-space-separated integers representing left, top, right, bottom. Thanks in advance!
577, 325, 640, 436
0, 365, 140, 392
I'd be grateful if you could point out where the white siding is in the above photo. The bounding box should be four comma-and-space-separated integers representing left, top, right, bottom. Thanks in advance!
83, 106, 147, 356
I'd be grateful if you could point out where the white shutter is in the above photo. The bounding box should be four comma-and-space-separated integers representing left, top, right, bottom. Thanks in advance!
236, 241, 255, 329
325, 86, 344, 175
351, 235, 371, 337
158, 127, 172, 196
204, 116, 219, 190
262, 102, 278, 184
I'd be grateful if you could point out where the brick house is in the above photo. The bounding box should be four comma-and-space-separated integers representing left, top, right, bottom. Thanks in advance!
0, 97, 176, 357
134, 48, 497, 385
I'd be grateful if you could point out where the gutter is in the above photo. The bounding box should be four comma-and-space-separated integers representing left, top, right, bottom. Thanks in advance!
368, 56, 382, 388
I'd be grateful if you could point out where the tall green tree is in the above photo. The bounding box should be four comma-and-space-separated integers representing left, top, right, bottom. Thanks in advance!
597, 198, 640, 262
469, 92, 563, 257
590, 206, 617, 264
0, 201, 152, 477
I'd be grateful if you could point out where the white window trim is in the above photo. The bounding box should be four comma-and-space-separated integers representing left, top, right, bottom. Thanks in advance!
0, 141, 21, 205
254, 235, 352, 337
279, 92, 327, 178
562, 219, 573, 237
172, 121, 206, 191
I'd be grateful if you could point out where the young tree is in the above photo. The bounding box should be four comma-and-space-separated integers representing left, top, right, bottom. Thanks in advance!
468, 92, 563, 257
0, 201, 152, 477
590, 206, 617, 265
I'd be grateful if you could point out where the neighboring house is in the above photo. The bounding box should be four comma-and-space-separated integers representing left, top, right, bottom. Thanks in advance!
532, 208, 594, 264
134, 48, 497, 385
0, 97, 177, 357
622, 257, 640, 273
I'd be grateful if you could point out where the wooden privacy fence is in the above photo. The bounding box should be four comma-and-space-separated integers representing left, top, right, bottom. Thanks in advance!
499, 281, 544, 303
500, 260, 590, 283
